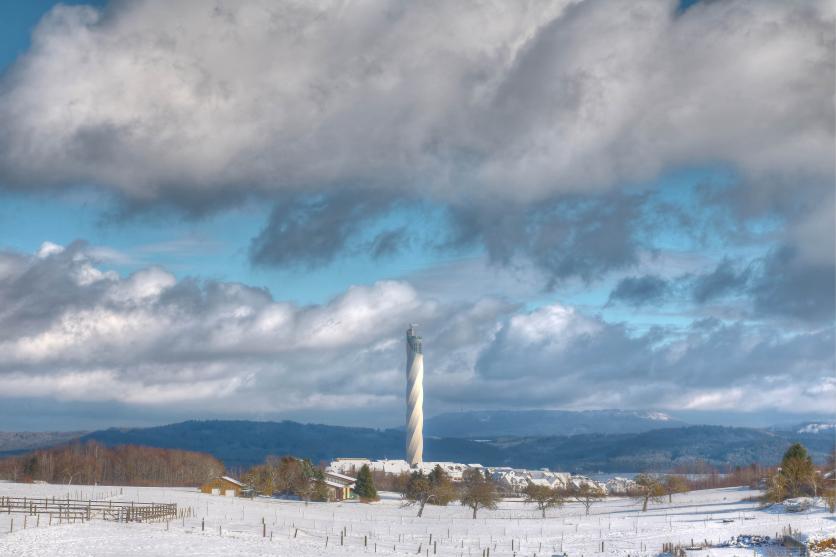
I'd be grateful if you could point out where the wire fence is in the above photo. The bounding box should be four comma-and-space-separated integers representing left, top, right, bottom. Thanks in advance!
0, 496, 177, 523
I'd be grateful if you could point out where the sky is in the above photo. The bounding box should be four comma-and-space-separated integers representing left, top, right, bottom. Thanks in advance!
0, 0, 833, 432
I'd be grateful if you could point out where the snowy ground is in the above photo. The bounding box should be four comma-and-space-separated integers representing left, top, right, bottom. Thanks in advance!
0, 482, 833, 556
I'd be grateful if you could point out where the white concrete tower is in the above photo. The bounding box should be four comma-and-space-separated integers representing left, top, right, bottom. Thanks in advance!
405, 324, 424, 467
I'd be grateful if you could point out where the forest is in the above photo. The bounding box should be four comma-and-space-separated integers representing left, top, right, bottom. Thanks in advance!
0, 441, 223, 487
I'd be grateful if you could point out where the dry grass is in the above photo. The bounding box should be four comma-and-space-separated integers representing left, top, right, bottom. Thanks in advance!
809, 537, 836, 553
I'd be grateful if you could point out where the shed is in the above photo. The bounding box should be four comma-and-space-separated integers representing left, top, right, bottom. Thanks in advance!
200, 476, 248, 497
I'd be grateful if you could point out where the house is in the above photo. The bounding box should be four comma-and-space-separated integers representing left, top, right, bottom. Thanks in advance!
316, 479, 348, 501
489, 468, 571, 494
200, 476, 251, 497
323, 471, 356, 501
605, 477, 637, 495
329, 459, 482, 481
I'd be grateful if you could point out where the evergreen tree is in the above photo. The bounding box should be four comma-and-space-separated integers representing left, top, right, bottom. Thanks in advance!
428, 464, 445, 485
782, 443, 809, 464
354, 464, 378, 500
780, 443, 816, 498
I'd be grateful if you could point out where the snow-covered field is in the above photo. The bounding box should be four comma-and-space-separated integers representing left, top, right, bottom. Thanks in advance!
0, 482, 833, 556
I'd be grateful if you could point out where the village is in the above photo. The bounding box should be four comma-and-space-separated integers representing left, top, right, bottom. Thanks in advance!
198, 457, 631, 502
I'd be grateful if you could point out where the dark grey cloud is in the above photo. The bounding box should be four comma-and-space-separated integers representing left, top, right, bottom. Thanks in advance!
609, 274, 670, 306
250, 193, 397, 267
369, 227, 409, 260
685, 249, 835, 324
750, 246, 836, 324
692, 259, 750, 303
445, 193, 645, 285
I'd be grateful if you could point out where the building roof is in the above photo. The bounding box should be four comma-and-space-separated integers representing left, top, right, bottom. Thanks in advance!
220, 476, 246, 487
325, 471, 357, 483
322, 479, 348, 490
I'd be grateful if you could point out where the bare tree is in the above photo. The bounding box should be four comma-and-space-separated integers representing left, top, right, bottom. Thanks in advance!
459, 469, 500, 519
765, 472, 787, 503
781, 456, 816, 498
824, 448, 836, 513
523, 482, 564, 518
663, 475, 690, 503
571, 483, 605, 515
404, 470, 457, 517
634, 474, 665, 512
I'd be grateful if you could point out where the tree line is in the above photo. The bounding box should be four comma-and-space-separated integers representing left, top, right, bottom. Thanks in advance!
240, 455, 329, 502
0, 441, 223, 486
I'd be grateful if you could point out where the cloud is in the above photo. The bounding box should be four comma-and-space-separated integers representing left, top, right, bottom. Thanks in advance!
0, 242, 832, 424
0, 0, 831, 283
691, 259, 749, 304
609, 274, 670, 306
0, 242, 435, 412
250, 192, 398, 267
750, 246, 836, 324
446, 192, 646, 283
369, 227, 409, 260
686, 248, 835, 324
470, 304, 835, 414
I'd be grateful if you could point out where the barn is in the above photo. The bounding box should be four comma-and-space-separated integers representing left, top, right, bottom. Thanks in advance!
200, 476, 249, 497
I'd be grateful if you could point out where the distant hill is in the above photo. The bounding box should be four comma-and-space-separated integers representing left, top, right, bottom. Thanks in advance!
0, 431, 86, 453
768, 421, 836, 436
492, 425, 834, 472
423, 410, 687, 438
75, 420, 833, 472
81, 421, 503, 470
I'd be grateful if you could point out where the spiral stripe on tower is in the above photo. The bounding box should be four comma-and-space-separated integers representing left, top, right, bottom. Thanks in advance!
405, 325, 424, 467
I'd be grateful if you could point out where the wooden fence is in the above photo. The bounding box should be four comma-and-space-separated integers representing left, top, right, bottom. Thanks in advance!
0, 496, 176, 523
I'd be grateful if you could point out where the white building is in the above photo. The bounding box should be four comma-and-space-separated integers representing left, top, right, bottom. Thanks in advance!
329, 459, 478, 481
328, 458, 611, 493
488, 468, 572, 493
